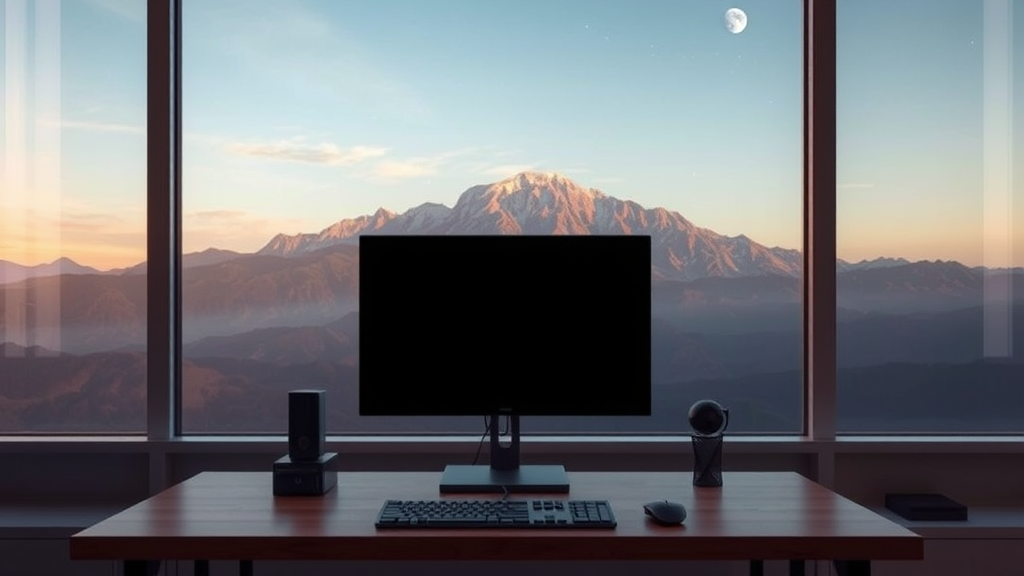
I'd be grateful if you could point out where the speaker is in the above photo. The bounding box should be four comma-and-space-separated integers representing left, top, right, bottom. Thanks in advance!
288, 389, 326, 461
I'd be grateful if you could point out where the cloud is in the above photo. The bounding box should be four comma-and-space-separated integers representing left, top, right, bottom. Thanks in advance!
0, 207, 146, 269
372, 159, 439, 179
48, 212, 129, 233
189, 210, 250, 222
368, 148, 480, 181
56, 119, 144, 135
225, 139, 387, 166
184, 132, 229, 146
88, 0, 145, 22
184, 210, 308, 254
557, 167, 591, 175
478, 164, 540, 178
478, 165, 592, 180
7, 206, 136, 236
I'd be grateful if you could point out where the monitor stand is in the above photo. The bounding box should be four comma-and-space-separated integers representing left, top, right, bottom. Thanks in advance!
440, 414, 570, 494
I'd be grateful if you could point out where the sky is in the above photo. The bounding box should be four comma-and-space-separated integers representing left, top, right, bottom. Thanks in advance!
0, 0, 1021, 269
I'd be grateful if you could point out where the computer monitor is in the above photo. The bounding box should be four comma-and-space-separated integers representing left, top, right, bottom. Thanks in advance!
358, 234, 652, 493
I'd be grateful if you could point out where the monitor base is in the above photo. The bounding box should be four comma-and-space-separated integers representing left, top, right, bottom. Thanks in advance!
439, 464, 570, 494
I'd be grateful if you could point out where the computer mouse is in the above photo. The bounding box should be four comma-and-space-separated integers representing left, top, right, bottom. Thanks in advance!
643, 500, 687, 526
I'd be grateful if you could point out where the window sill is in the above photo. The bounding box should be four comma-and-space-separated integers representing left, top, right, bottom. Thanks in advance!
870, 506, 1024, 540
0, 502, 129, 539
0, 435, 1022, 455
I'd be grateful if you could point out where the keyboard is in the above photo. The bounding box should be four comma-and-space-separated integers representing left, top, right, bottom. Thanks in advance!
374, 499, 617, 529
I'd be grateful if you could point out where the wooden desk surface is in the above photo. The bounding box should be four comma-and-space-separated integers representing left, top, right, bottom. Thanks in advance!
70, 471, 922, 562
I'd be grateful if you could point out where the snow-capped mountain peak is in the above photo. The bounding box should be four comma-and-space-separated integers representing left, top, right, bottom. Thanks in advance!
255, 172, 803, 280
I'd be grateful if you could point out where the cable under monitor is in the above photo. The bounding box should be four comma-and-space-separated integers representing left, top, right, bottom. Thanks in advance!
439, 414, 570, 494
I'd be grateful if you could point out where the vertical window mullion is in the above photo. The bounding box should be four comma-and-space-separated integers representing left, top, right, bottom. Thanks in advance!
146, 0, 181, 442
804, 0, 838, 441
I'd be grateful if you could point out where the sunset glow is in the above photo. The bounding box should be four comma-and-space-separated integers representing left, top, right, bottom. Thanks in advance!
1, 0, 1021, 271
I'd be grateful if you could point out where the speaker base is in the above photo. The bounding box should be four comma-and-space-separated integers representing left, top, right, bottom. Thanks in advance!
273, 452, 338, 496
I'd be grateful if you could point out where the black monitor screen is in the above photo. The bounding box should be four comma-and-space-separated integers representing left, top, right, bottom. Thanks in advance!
358, 234, 652, 417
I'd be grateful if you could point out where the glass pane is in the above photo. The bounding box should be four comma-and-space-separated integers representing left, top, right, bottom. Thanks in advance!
182, 0, 803, 434
837, 0, 1023, 432
0, 0, 147, 433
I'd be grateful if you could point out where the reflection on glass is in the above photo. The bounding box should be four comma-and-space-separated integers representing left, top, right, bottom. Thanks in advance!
181, 0, 803, 434
0, 0, 147, 433
837, 0, 1022, 433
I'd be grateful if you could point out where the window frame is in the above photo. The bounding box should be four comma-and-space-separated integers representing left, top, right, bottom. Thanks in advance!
155, 0, 833, 440
3, 0, 1021, 486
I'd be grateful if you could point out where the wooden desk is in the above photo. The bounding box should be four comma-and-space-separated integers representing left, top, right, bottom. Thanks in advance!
70, 471, 922, 576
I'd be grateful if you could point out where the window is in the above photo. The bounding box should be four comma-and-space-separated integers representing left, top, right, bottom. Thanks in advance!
836, 0, 1022, 432
0, 0, 147, 432
180, 0, 804, 434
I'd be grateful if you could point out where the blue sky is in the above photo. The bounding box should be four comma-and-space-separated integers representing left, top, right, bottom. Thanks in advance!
0, 0, 1020, 269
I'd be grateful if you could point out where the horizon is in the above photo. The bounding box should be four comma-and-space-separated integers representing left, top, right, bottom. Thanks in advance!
0, 167, 1018, 271
1, 0, 1021, 270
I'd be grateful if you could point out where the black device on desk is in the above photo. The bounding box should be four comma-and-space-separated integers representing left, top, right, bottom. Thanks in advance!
643, 500, 687, 526
359, 234, 653, 494
374, 499, 617, 529
274, 390, 337, 496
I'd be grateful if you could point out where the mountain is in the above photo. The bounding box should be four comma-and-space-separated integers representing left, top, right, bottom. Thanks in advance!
4, 346, 1021, 433
0, 348, 149, 431
0, 245, 361, 353
1, 172, 1020, 353
0, 273, 148, 353
836, 260, 1017, 313
183, 313, 359, 366
0, 257, 111, 284
123, 248, 248, 275
175, 301, 1023, 385
257, 172, 803, 281
837, 304, 1024, 365
0, 342, 64, 357
3, 249, 1020, 354
1, 250, 251, 283
836, 257, 911, 272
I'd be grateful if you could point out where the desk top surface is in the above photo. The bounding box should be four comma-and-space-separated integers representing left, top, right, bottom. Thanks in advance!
71, 471, 922, 561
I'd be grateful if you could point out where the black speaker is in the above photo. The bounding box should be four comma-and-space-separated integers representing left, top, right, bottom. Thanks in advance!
288, 389, 326, 461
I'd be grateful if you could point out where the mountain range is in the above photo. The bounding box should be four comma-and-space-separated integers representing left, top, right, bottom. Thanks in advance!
6, 172, 1009, 284
3, 339, 1021, 433
2, 243, 1018, 355
259, 171, 801, 281
0, 171, 1021, 433
0, 257, 119, 284
1, 172, 1022, 353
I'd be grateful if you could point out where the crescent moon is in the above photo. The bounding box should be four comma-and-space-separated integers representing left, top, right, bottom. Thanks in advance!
725, 8, 748, 34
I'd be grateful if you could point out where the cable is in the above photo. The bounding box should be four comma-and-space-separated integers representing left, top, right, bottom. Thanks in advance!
501, 485, 510, 501
470, 415, 511, 465
471, 415, 491, 465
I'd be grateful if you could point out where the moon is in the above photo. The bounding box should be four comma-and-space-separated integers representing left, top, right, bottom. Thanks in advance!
725, 7, 748, 34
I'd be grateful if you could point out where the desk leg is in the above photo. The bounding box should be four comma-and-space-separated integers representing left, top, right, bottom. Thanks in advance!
834, 560, 870, 576
751, 560, 804, 576
123, 561, 160, 576
195, 560, 210, 576
240, 559, 254, 576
